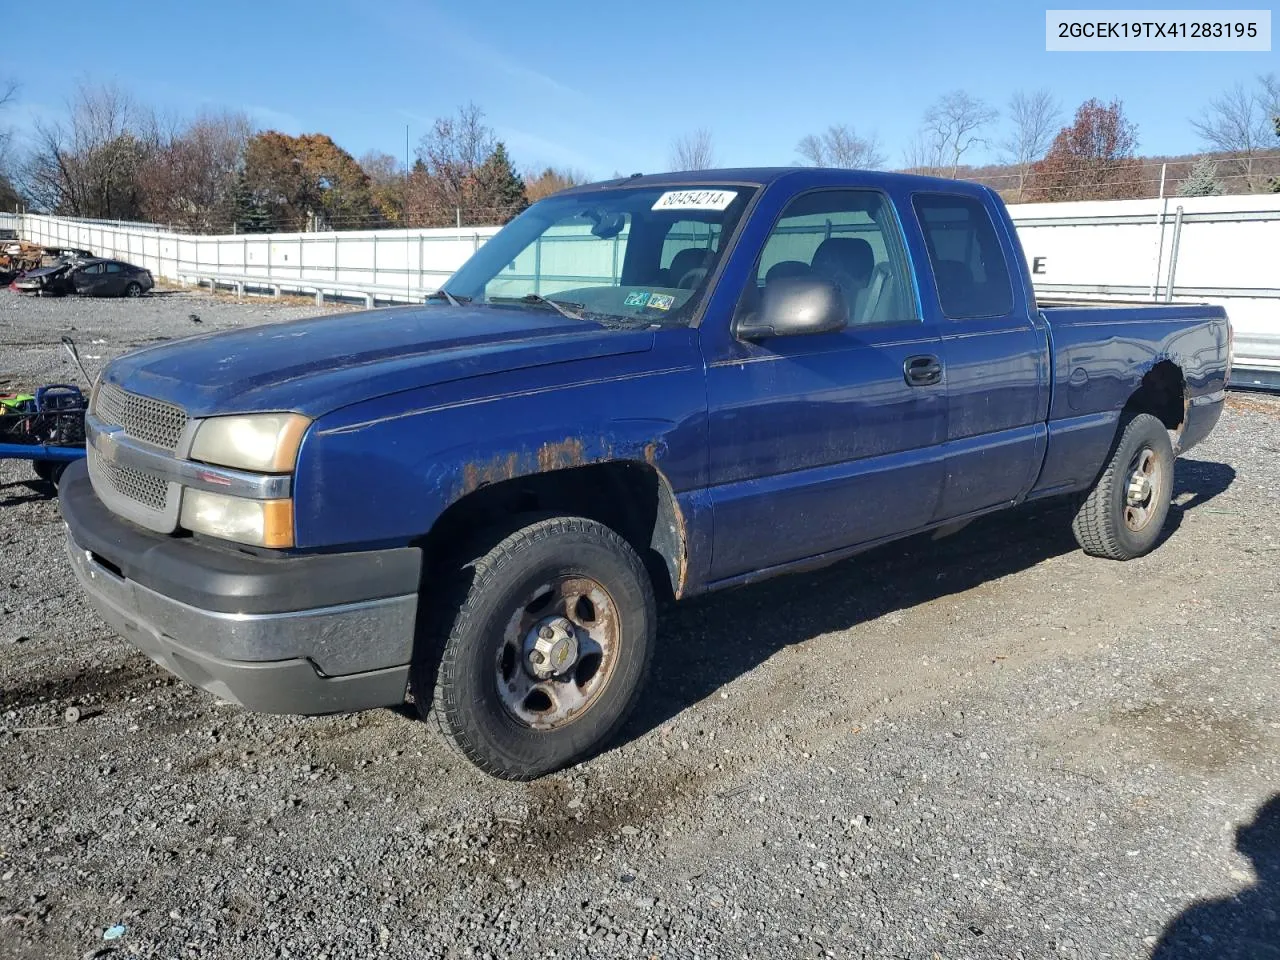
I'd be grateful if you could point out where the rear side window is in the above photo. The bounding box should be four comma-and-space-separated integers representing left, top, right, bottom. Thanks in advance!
105, 262, 123, 273
912, 194, 1014, 319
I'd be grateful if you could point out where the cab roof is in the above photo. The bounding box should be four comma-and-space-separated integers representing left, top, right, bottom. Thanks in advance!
561, 166, 995, 199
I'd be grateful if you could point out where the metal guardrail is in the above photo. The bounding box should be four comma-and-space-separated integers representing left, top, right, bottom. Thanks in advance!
180, 272, 437, 307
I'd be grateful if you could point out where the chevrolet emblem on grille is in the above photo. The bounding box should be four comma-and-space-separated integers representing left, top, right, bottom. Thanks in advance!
95, 427, 120, 463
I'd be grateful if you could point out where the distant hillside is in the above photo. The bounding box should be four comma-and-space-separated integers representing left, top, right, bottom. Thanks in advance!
936, 149, 1280, 202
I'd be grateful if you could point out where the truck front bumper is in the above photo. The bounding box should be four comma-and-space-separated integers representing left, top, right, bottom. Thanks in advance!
58, 459, 421, 715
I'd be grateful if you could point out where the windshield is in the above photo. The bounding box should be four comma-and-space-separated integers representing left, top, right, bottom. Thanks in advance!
443, 184, 758, 327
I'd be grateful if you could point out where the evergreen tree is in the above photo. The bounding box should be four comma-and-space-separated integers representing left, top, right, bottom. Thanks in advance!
1177, 158, 1225, 197
471, 143, 529, 223
230, 170, 271, 233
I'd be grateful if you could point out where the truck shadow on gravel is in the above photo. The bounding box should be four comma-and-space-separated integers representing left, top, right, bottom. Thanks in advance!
0, 657, 174, 714
619, 457, 1236, 747
1151, 793, 1280, 959
0, 476, 57, 506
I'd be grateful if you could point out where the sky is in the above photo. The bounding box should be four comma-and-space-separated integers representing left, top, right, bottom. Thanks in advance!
3, 0, 1276, 178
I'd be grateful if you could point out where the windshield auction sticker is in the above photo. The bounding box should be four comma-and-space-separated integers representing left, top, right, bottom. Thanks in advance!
1046, 9, 1270, 50
652, 190, 738, 211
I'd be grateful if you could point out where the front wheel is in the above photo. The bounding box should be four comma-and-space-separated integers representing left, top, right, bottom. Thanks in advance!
1072, 413, 1174, 560
414, 515, 656, 780
32, 460, 67, 486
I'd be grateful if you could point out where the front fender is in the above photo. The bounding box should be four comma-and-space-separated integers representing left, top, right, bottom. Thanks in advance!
290, 336, 709, 553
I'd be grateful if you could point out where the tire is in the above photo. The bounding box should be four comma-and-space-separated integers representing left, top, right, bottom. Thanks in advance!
32, 460, 66, 486
1071, 413, 1174, 560
414, 515, 656, 780
124, 282, 142, 298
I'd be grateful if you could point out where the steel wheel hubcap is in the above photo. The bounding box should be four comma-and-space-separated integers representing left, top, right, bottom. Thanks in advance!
495, 576, 618, 730
1123, 446, 1162, 531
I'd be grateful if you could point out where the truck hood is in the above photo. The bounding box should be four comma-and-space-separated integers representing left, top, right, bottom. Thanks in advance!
104, 304, 655, 418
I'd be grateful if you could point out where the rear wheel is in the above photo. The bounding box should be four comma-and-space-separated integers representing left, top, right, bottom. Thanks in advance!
414, 515, 656, 780
1071, 413, 1174, 560
124, 282, 142, 298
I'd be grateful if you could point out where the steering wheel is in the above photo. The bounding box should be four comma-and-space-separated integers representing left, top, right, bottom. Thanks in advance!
676, 267, 708, 290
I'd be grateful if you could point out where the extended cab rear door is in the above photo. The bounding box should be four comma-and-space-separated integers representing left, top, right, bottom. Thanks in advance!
910, 191, 1051, 519
699, 185, 947, 582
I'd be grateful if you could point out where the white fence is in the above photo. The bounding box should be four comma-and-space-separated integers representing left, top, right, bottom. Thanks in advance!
1008, 193, 1280, 387
9, 192, 1280, 381
17, 213, 503, 304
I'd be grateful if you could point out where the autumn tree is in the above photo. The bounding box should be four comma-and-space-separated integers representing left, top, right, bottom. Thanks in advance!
669, 129, 715, 171
796, 125, 884, 168
360, 149, 407, 224
1026, 99, 1143, 202
525, 166, 587, 201
1191, 74, 1280, 191
139, 111, 253, 231
1000, 89, 1061, 200
242, 132, 376, 231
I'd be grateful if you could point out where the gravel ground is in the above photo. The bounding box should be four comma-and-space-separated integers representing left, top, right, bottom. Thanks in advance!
1, 288, 1277, 960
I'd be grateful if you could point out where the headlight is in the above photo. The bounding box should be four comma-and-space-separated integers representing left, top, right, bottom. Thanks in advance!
180, 489, 294, 548
189, 413, 310, 472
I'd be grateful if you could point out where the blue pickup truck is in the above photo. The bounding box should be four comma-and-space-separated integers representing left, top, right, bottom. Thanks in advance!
59, 168, 1231, 779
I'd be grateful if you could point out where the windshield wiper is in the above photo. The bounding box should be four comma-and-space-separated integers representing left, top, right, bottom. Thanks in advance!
489, 294, 586, 321
427, 289, 471, 306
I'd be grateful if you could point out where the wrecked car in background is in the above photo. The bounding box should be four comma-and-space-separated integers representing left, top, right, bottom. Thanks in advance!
13, 258, 153, 297
42, 247, 95, 266
1, 240, 45, 283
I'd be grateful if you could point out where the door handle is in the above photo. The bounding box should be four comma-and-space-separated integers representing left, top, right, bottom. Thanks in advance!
904, 354, 943, 386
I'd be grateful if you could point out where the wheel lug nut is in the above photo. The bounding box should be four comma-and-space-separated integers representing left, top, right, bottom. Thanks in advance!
531, 650, 545, 664
538, 625, 555, 640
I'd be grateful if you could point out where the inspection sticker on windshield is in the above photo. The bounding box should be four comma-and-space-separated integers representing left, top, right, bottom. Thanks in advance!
646, 293, 675, 311
624, 290, 650, 307
651, 189, 737, 212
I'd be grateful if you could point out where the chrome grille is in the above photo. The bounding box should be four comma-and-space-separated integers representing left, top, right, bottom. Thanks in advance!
87, 446, 168, 512
95, 381, 188, 450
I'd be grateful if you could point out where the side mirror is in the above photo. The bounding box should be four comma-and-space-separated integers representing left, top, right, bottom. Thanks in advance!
734, 276, 848, 340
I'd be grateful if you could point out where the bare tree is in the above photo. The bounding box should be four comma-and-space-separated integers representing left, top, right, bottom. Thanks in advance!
0, 78, 15, 160
0, 78, 18, 208
922, 90, 998, 178
359, 150, 401, 186
1001, 89, 1061, 200
796, 125, 884, 169
23, 82, 150, 218
669, 128, 715, 171
1191, 73, 1280, 191
411, 102, 496, 224
901, 131, 946, 176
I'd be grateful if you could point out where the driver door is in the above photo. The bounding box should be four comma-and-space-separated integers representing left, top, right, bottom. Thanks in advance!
701, 188, 948, 582
72, 262, 105, 295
